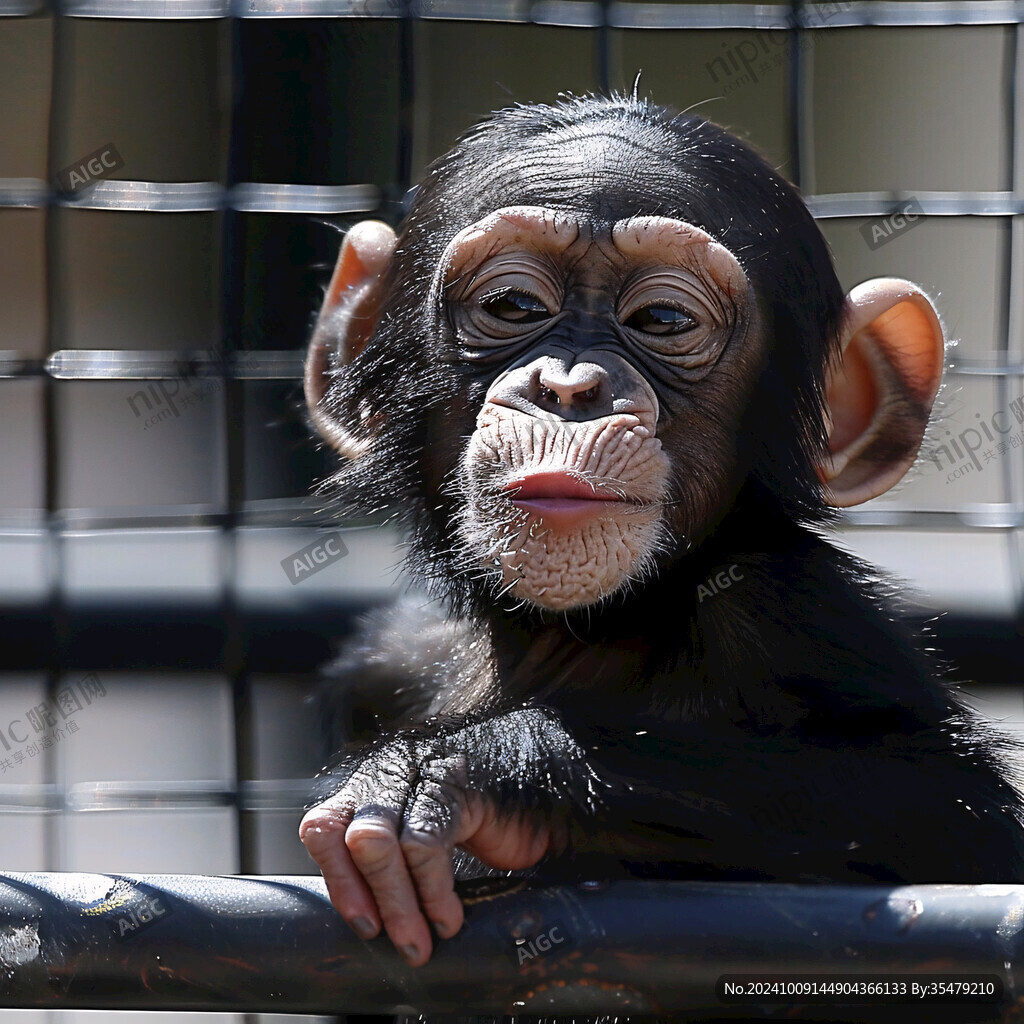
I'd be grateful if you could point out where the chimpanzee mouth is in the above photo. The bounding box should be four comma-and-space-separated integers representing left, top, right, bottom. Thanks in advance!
504, 472, 636, 527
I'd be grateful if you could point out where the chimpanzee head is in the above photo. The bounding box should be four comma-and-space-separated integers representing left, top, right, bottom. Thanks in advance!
305, 95, 944, 615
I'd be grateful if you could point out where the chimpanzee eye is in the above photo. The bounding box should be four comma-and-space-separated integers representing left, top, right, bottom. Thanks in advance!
481, 289, 552, 324
625, 304, 697, 336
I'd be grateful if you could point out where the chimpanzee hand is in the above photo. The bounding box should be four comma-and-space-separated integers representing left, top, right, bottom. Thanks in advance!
299, 737, 550, 966
300, 708, 603, 966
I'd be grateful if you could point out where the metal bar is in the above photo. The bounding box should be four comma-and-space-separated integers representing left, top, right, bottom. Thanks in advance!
806, 191, 1024, 217
6, 179, 1024, 217
40, 0, 1024, 25
1, 501, 1023, 532
608, 1, 1024, 30
24, 346, 1024, 383
1, 874, 1024, 1017
790, 3, 808, 192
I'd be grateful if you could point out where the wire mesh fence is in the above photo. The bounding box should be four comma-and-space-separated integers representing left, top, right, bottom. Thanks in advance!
0, 2, 1021, 1019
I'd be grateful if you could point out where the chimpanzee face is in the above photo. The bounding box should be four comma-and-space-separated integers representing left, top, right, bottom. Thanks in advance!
434, 206, 756, 610
305, 97, 943, 618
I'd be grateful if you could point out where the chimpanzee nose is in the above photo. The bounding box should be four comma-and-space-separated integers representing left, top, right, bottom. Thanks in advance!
529, 361, 612, 419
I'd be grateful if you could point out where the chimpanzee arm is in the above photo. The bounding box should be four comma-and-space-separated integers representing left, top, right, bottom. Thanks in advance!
300, 707, 608, 966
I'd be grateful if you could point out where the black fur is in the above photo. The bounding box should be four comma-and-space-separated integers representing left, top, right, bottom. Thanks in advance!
312, 95, 1024, 885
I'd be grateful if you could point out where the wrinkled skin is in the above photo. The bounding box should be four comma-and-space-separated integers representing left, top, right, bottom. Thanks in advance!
302, 710, 593, 962
444, 208, 752, 611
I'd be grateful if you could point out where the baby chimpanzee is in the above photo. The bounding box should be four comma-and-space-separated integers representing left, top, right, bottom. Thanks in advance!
299, 94, 1024, 968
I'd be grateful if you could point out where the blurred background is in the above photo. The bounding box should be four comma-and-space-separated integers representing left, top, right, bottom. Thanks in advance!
0, 1, 1021, 1020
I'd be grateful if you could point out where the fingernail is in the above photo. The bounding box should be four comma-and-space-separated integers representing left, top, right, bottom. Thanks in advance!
433, 921, 453, 939
400, 944, 420, 963
350, 916, 376, 940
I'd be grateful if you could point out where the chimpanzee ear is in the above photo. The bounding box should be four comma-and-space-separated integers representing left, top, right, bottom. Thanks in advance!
304, 220, 397, 457
819, 278, 945, 507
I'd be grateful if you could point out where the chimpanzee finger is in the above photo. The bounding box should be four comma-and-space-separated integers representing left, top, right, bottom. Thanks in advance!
345, 805, 437, 966
398, 785, 487, 943
298, 803, 383, 941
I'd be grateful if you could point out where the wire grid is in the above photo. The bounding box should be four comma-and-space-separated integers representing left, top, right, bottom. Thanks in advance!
0, 0, 1020, 886
0, 3, 1020, 509
0, 3, 1019, 516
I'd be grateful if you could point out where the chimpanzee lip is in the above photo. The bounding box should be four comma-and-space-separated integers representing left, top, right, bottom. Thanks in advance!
504, 472, 634, 527
505, 472, 624, 502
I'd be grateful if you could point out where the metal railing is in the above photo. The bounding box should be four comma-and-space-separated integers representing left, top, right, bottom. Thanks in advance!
0, 872, 1022, 1019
